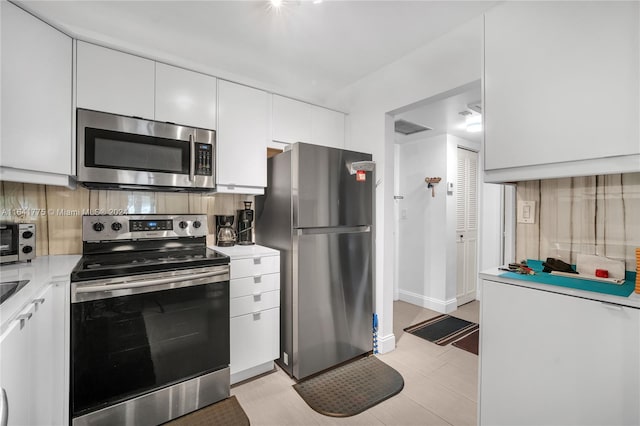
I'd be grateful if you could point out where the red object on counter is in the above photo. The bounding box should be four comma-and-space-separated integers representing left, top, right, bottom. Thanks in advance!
595, 269, 609, 278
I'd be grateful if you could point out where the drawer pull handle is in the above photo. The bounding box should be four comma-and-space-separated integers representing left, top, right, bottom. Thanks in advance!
253, 274, 262, 281
252, 312, 261, 319
253, 293, 262, 299
600, 302, 623, 311
253, 256, 262, 264
17, 313, 33, 324
32, 298, 45, 306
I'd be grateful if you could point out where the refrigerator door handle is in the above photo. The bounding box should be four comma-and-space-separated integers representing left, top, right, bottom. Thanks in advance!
296, 226, 370, 235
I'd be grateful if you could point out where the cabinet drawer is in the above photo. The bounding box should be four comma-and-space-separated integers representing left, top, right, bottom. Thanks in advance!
230, 290, 279, 318
230, 255, 279, 279
230, 273, 279, 299
230, 307, 279, 375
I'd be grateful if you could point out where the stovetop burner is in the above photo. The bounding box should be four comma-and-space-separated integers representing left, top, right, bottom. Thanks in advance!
72, 214, 229, 282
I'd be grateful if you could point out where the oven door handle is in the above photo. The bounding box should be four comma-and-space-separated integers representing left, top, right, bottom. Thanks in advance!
75, 270, 227, 294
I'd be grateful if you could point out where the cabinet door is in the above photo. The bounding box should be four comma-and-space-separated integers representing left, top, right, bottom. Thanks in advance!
230, 307, 279, 375
217, 80, 269, 191
484, 2, 639, 180
311, 106, 345, 149
272, 95, 312, 144
76, 41, 155, 119
30, 284, 66, 426
1, 2, 72, 176
0, 307, 33, 426
480, 280, 640, 425
155, 63, 217, 129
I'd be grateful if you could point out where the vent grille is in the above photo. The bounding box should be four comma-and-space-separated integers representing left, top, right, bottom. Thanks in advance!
394, 119, 432, 135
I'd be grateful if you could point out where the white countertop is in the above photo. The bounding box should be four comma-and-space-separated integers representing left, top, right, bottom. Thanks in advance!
210, 244, 279, 259
480, 267, 640, 309
0, 255, 81, 332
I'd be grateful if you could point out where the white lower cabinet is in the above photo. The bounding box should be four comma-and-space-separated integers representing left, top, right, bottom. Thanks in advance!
480, 279, 640, 425
230, 307, 279, 381
0, 282, 67, 426
214, 245, 280, 384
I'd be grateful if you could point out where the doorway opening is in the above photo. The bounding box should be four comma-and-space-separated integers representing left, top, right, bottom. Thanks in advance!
390, 81, 506, 313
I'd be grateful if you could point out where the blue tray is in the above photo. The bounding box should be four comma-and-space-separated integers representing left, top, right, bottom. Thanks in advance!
499, 259, 636, 297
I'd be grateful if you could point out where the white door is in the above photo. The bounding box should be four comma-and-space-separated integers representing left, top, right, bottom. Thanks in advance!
456, 148, 478, 306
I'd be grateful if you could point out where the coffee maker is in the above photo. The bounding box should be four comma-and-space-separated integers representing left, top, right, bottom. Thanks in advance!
236, 201, 254, 245
215, 215, 236, 247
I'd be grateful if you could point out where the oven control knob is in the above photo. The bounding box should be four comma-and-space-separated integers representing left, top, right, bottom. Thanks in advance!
22, 231, 33, 239
93, 222, 104, 232
179, 221, 188, 229
22, 246, 33, 254
111, 222, 122, 231
193, 220, 201, 229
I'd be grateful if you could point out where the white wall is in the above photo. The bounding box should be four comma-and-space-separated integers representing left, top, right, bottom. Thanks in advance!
396, 134, 459, 312
331, 15, 504, 353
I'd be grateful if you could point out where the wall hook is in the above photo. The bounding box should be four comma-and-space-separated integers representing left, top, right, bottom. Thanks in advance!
425, 177, 442, 197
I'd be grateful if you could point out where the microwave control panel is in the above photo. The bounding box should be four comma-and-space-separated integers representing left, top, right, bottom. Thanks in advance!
195, 143, 213, 176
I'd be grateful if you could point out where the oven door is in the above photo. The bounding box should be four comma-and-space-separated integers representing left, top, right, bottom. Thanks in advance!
77, 108, 215, 190
0, 224, 18, 263
70, 265, 229, 421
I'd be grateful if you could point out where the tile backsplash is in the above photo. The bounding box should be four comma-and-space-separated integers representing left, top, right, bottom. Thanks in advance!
516, 173, 640, 271
0, 182, 253, 255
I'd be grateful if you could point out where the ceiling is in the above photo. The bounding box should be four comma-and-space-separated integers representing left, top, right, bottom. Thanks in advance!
17, 0, 496, 104
394, 83, 483, 144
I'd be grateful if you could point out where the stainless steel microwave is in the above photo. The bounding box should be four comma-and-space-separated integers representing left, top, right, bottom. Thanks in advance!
77, 109, 215, 192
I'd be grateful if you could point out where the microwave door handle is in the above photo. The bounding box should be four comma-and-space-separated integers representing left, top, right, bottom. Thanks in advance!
189, 134, 195, 182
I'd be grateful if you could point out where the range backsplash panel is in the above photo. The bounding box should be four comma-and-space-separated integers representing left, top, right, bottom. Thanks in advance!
0, 182, 252, 256
516, 173, 640, 271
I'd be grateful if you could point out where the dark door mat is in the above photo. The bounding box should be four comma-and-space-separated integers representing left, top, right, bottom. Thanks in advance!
452, 328, 479, 355
163, 395, 250, 426
404, 314, 478, 346
293, 355, 404, 417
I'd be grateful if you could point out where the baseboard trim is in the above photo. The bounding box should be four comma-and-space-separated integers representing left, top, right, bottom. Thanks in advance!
398, 289, 457, 313
377, 333, 396, 354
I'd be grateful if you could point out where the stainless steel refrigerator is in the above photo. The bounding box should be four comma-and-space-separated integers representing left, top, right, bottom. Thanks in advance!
256, 142, 374, 380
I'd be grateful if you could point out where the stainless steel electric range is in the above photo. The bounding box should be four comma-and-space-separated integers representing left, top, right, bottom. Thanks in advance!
70, 214, 230, 426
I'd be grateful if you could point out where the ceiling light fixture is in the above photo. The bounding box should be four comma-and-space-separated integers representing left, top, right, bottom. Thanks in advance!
458, 110, 482, 133
313, 0, 323, 3
465, 114, 482, 133
270, 0, 283, 8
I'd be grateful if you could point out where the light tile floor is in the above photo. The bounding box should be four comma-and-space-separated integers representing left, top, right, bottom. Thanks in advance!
231, 300, 480, 426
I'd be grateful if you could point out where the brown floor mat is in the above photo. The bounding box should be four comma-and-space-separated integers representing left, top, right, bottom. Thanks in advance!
452, 328, 479, 355
163, 395, 250, 426
293, 355, 404, 417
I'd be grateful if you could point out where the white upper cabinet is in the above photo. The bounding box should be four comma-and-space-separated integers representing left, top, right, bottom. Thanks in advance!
1, 2, 73, 186
484, 2, 640, 182
272, 95, 313, 144
272, 94, 346, 148
76, 41, 155, 120
155, 63, 217, 129
311, 106, 345, 149
217, 80, 269, 193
